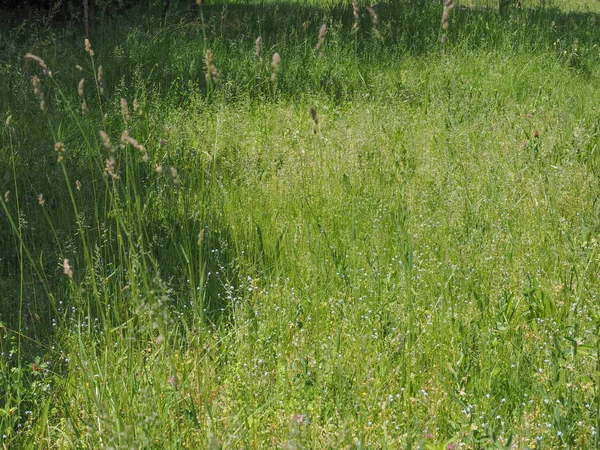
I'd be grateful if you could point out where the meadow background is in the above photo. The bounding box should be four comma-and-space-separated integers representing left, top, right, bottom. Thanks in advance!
1, 0, 600, 448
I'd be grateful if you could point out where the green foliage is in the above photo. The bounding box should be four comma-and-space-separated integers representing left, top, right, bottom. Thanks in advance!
1, 0, 600, 448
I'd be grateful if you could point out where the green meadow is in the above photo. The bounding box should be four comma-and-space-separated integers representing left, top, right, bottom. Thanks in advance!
1, 0, 600, 448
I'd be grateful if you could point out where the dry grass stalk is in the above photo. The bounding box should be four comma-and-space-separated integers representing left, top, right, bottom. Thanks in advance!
441, 0, 454, 46
205, 49, 219, 84
352, 0, 359, 30
271, 53, 281, 81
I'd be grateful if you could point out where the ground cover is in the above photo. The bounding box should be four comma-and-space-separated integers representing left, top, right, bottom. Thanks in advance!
1, 0, 600, 448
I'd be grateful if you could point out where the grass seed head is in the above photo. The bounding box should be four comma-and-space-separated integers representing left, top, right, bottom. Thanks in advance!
120, 98, 130, 123
205, 49, 219, 84
84, 38, 94, 56
54, 142, 65, 162
255, 36, 262, 62
316, 24, 327, 50
63, 259, 73, 278
441, 0, 454, 46
76, 180, 82, 191
3, 191, 9, 203
37, 194, 45, 206
271, 52, 281, 81
104, 157, 118, 180
170, 166, 181, 186
99, 130, 113, 152
78, 79, 85, 98
352, 0, 359, 30
24, 53, 51, 76
367, 7, 381, 38
97, 65, 104, 95
32, 76, 41, 96
32, 76, 46, 111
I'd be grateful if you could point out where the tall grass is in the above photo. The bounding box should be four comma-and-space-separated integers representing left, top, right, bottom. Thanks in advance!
1, 0, 600, 448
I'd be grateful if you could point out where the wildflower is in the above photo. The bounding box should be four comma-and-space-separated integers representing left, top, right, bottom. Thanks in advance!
37, 194, 45, 206
447, 444, 456, 450
76, 180, 82, 191
271, 52, 281, 81
155, 165, 163, 173
316, 24, 327, 50
63, 259, 73, 278
76, 64, 83, 71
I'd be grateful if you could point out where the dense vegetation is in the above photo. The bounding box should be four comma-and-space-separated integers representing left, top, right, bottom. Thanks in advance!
1, 0, 600, 448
